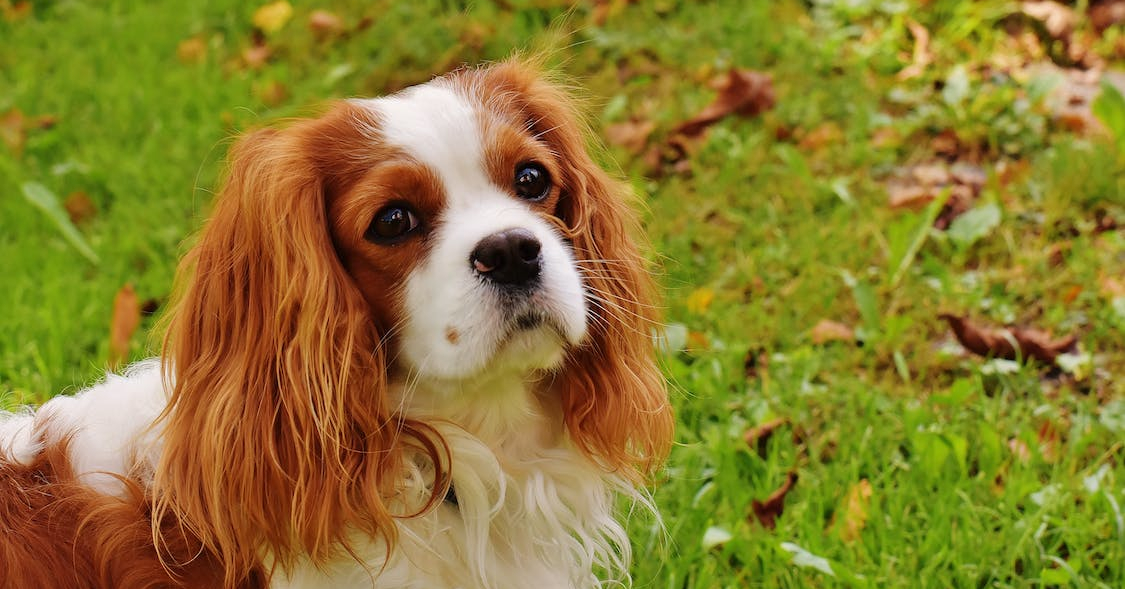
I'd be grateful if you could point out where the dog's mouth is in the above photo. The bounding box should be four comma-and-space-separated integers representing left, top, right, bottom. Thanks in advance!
502, 309, 569, 345
513, 313, 544, 331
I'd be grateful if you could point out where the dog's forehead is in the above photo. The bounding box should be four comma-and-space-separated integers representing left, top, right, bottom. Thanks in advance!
354, 81, 497, 206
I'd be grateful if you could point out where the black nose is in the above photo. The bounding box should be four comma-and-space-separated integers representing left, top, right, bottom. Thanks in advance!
470, 228, 542, 286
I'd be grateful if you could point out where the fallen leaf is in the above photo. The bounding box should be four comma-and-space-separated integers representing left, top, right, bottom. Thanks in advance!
744, 417, 788, 458
308, 9, 343, 37
1100, 275, 1125, 298
1009, 438, 1032, 464
673, 69, 775, 137
931, 129, 961, 157
686, 330, 710, 351
1022, 1, 1076, 40
797, 122, 842, 151
833, 479, 873, 542
686, 287, 715, 314
63, 191, 96, 225
255, 80, 287, 107
591, 0, 635, 26
810, 319, 854, 344
32, 114, 57, 130
888, 183, 940, 211
252, 0, 292, 34
1, 1, 30, 22
750, 471, 798, 529
1091, 0, 1125, 31
897, 18, 933, 80
1037, 420, 1061, 463
939, 314, 1079, 366
950, 162, 987, 190
177, 37, 207, 64
1062, 284, 1083, 304
1, 108, 25, 154
911, 163, 951, 186
242, 44, 272, 70
605, 119, 655, 154
109, 284, 141, 369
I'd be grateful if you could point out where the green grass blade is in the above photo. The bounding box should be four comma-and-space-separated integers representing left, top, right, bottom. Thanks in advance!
20, 181, 100, 265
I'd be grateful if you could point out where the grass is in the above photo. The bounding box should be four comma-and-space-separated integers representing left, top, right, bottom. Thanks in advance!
2, 0, 1124, 587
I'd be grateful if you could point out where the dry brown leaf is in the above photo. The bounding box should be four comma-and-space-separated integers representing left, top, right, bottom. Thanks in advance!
1100, 275, 1125, 298
177, 37, 207, 64
109, 284, 141, 369
1022, 1, 1076, 40
32, 114, 57, 130
253, 0, 292, 34
1009, 438, 1032, 464
243, 44, 272, 70
309, 10, 344, 36
933, 185, 975, 230
605, 119, 655, 155
810, 319, 854, 344
750, 471, 798, 530
1037, 420, 1061, 463
871, 126, 901, 149
1, 1, 30, 21
939, 314, 1079, 366
255, 80, 287, 107
744, 417, 788, 458
591, 0, 634, 26
834, 479, 873, 542
888, 183, 939, 211
911, 163, 951, 186
950, 162, 987, 191
673, 69, 775, 137
1091, 0, 1125, 31
1062, 284, 1083, 304
797, 122, 842, 151
64, 192, 96, 225
685, 331, 710, 353
898, 18, 933, 81
1, 108, 25, 154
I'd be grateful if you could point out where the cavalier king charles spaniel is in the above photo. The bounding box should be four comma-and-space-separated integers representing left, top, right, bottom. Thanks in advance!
0, 61, 673, 588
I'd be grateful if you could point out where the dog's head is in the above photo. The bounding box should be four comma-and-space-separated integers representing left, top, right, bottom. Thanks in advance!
155, 61, 672, 581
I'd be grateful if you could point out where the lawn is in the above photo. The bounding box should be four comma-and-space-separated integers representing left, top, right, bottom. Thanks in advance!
2, 0, 1124, 587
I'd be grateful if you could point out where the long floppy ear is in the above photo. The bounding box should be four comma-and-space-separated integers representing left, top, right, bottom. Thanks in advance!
478, 61, 674, 482
153, 110, 440, 585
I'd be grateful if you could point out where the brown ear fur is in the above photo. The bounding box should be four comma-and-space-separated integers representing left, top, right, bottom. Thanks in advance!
473, 61, 674, 482
154, 109, 443, 586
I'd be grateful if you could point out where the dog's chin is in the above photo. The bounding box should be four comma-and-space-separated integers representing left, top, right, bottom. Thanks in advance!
489, 318, 570, 374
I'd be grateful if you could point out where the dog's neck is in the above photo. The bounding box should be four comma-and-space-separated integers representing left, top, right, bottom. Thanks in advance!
390, 367, 564, 452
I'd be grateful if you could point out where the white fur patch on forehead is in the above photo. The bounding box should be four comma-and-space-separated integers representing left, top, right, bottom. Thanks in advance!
354, 81, 491, 202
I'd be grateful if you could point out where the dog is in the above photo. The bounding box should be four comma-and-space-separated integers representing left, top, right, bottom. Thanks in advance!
0, 60, 673, 589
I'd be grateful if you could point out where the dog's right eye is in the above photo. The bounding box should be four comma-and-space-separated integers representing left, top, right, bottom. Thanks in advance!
365, 205, 420, 244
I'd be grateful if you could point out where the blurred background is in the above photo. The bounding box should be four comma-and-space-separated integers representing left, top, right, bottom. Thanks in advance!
2, 1, 1124, 586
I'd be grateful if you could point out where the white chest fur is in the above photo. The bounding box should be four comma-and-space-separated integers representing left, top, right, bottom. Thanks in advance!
0, 363, 638, 589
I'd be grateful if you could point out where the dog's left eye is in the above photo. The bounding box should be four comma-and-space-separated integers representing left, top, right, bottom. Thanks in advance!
513, 162, 551, 201
365, 204, 420, 243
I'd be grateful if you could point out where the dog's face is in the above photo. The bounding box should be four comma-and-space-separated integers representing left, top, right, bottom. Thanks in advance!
329, 80, 588, 383
157, 62, 673, 578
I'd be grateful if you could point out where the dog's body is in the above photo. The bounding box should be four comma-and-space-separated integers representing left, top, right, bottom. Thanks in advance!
0, 62, 671, 588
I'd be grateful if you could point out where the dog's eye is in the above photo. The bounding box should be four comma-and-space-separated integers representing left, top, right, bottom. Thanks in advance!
513, 162, 551, 201
365, 205, 419, 243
